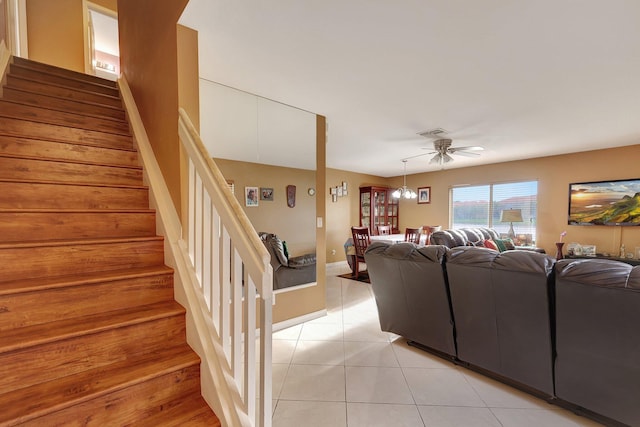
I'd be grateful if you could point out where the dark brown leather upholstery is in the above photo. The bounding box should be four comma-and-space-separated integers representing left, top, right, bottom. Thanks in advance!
430, 227, 500, 248
259, 232, 316, 290
446, 246, 556, 395
364, 242, 456, 357
555, 259, 640, 426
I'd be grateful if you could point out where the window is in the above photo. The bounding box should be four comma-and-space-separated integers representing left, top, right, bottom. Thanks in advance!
450, 181, 538, 245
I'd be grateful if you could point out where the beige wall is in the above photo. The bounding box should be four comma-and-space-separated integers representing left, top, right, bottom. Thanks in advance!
215, 115, 327, 324
269, 116, 326, 324
1, 0, 6, 47
328, 144, 640, 262
26, 0, 85, 71
214, 158, 316, 255
325, 168, 388, 263
118, 0, 188, 214
24, 0, 117, 71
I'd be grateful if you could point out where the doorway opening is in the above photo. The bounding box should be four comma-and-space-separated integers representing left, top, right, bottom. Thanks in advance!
84, 1, 118, 81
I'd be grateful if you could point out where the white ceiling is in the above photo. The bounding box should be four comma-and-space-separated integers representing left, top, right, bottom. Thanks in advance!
179, 0, 640, 177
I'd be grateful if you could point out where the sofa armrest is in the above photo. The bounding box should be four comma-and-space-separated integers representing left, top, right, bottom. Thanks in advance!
288, 253, 316, 268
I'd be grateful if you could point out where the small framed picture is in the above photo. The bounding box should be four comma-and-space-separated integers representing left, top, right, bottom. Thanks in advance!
260, 187, 274, 201
417, 187, 431, 204
330, 187, 337, 195
245, 186, 259, 207
342, 181, 348, 191
337, 186, 344, 197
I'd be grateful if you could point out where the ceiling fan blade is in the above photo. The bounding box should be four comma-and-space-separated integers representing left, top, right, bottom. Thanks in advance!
442, 153, 454, 163
429, 153, 442, 164
453, 150, 481, 158
448, 146, 484, 152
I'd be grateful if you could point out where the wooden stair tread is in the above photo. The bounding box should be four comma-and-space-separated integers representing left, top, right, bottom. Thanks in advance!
0, 134, 137, 154
0, 152, 142, 171
0, 177, 147, 190
0, 235, 164, 250
0, 265, 172, 296
0, 99, 131, 136
12, 56, 119, 88
5, 73, 122, 103
0, 344, 199, 425
9, 62, 120, 97
0, 207, 155, 214
137, 393, 220, 427
0, 116, 134, 149
2, 86, 127, 122
0, 300, 185, 354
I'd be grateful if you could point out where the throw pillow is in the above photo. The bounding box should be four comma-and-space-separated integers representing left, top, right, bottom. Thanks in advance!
494, 238, 515, 252
484, 239, 499, 251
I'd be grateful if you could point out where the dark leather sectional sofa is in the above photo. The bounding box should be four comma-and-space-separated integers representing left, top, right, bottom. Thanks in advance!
365, 241, 640, 427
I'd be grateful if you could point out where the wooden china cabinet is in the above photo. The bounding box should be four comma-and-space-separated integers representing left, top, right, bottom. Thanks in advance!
359, 186, 399, 234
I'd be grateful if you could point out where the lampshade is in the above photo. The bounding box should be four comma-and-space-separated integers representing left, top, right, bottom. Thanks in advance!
500, 209, 523, 223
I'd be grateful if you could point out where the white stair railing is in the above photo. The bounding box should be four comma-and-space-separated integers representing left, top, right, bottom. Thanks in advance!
120, 75, 272, 427
178, 108, 273, 427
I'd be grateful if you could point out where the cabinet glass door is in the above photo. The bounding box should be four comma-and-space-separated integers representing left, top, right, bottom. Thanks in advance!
360, 191, 371, 229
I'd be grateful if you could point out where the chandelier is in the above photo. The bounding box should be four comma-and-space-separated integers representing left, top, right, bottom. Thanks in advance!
392, 160, 417, 199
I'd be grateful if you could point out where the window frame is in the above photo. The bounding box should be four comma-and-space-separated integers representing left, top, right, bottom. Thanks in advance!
449, 180, 538, 246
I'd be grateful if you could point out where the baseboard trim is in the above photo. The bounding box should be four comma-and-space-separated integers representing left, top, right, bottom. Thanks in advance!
273, 309, 327, 332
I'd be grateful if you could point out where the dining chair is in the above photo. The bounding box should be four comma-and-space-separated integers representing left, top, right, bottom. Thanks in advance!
351, 226, 371, 280
404, 227, 422, 244
377, 224, 391, 236
422, 225, 442, 245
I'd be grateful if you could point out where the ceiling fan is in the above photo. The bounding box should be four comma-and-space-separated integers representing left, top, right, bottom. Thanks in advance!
423, 138, 484, 165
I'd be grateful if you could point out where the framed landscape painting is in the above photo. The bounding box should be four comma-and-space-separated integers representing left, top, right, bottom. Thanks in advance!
568, 178, 640, 226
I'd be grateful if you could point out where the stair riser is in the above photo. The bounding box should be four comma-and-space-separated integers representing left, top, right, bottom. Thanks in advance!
0, 315, 186, 395
0, 239, 165, 282
0, 272, 174, 332
10, 63, 120, 97
0, 181, 149, 209
19, 364, 202, 427
0, 157, 143, 186
2, 87, 127, 122
0, 117, 133, 149
0, 136, 139, 167
6, 75, 123, 108
0, 100, 130, 135
12, 56, 118, 89
0, 211, 156, 243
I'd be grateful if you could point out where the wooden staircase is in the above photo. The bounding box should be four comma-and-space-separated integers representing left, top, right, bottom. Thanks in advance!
0, 57, 220, 426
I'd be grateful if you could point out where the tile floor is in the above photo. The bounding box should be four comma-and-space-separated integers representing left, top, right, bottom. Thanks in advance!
270, 264, 603, 427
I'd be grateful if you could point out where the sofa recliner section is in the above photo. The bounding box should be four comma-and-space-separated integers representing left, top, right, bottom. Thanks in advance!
555, 259, 640, 426
364, 241, 456, 357
447, 246, 556, 396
